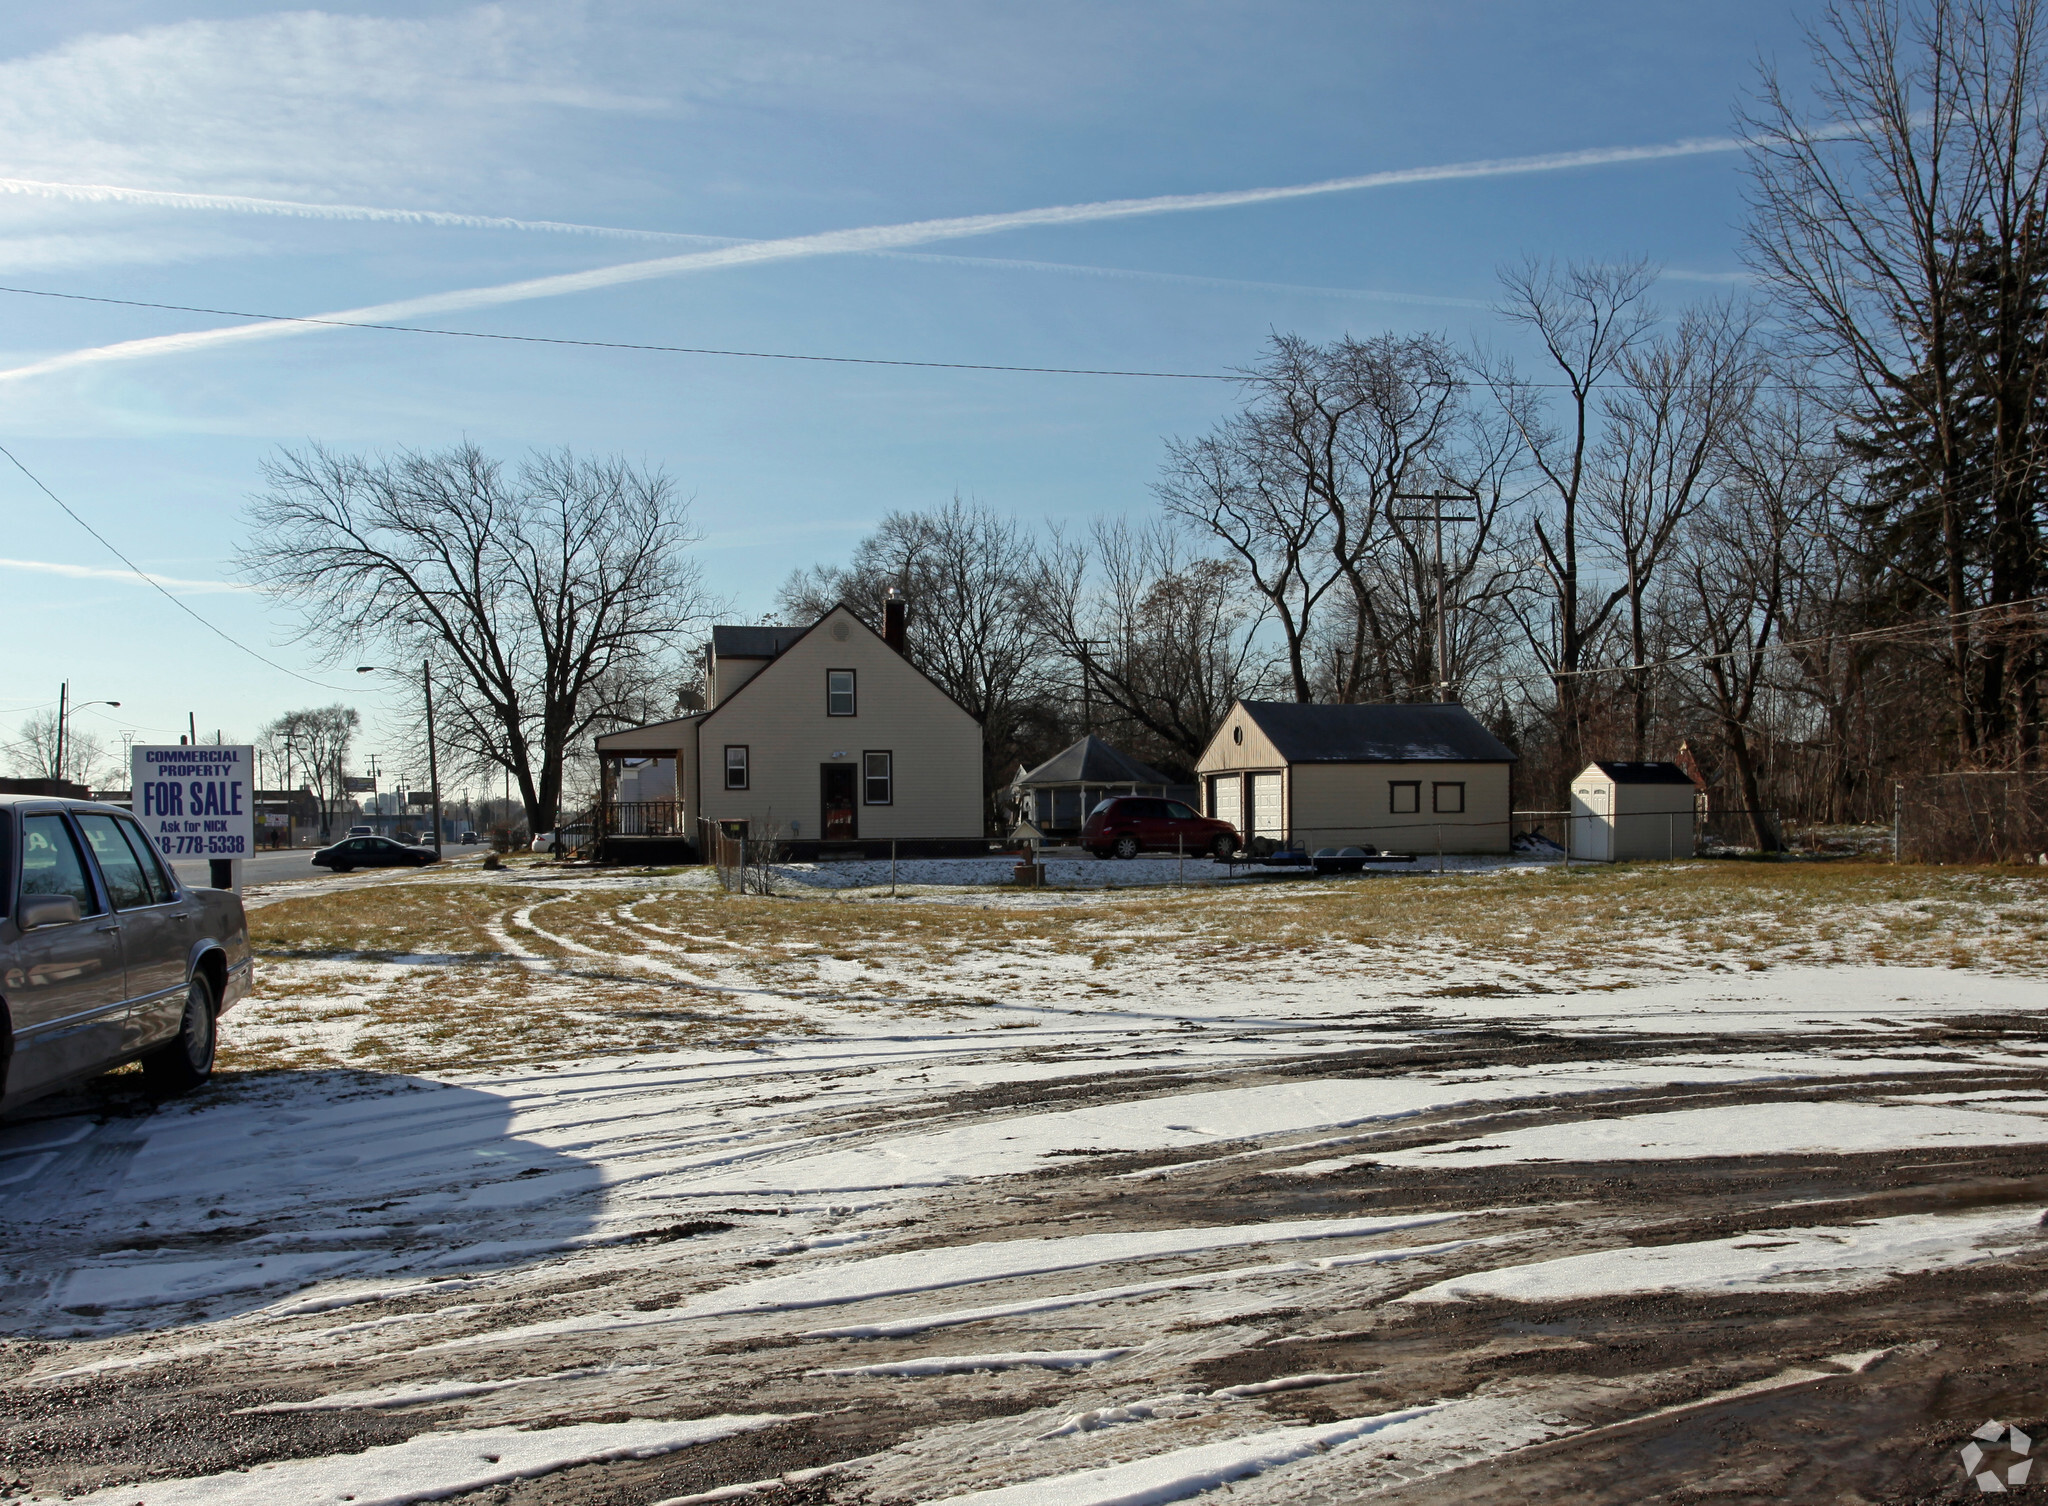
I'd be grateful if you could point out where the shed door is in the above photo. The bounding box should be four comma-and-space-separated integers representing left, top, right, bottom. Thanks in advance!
1250, 772, 1284, 841
1570, 783, 1611, 861
1211, 773, 1243, 834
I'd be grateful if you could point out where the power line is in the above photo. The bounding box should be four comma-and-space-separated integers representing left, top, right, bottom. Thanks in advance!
0, 442, 355, 693
0, 284, 1239, 382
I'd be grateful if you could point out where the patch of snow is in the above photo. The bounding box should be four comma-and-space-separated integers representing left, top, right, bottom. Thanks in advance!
440, 1212, 1475, 1348
1371, 1101, 2048, 1169
1399, 1207, 2045, 1304
30, 1414, 806, 1506
930, 1406, 1443, 1504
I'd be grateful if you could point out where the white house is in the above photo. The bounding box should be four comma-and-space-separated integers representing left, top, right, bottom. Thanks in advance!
594, 600, 986, 862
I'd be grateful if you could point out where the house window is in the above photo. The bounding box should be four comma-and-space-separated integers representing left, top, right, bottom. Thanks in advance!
1390, 781, 1420, 814
1433, 781, 1465, 814
725, 745, 749, 790
827, 669, 856, 716
864, 751, 893, 805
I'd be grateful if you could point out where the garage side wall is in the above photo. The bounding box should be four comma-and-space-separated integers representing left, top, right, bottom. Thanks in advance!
1288, 762, 1513, 853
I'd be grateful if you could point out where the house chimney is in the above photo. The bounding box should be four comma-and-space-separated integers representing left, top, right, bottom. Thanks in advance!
884, 588, 908, 655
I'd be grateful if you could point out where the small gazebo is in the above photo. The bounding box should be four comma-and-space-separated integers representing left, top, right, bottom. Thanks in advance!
1011, 736, 1170, 840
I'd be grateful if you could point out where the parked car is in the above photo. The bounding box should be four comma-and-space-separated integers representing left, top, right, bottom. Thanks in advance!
311, 835, 441, 872
1, 794, 252, 1110
345, 825, 374, 838
459, 831, 480, 845
1082, 796, 1240, 860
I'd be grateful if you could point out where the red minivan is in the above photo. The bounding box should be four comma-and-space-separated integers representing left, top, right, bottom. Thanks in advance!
1082, 796, 1240, 860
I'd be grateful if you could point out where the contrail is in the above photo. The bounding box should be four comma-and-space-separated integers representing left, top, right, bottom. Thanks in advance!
0, 134, 1742, 386
0, 175, 731, 244
0, 555, 243, 592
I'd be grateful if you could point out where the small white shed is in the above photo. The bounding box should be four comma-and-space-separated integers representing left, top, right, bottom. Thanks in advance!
1569, 761, 1701, 861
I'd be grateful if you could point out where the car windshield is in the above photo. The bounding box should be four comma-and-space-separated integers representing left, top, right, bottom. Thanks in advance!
1165, 801, 1197, 819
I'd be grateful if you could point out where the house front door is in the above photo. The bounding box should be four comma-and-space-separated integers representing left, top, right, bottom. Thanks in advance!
821, 764, 857, 840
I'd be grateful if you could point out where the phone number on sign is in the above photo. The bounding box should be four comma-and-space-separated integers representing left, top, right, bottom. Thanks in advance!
156, 835, 247, 856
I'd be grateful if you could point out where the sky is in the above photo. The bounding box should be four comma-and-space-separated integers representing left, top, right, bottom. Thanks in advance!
0, 1, 1821, 792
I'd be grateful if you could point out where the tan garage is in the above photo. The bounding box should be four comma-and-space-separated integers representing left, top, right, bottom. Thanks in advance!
1194, 701, 1516, 855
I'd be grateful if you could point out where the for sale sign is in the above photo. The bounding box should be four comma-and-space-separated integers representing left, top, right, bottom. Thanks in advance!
131, 744, 255, 859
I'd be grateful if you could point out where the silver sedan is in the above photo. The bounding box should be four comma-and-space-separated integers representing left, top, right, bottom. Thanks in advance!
2, 794, 252, 1112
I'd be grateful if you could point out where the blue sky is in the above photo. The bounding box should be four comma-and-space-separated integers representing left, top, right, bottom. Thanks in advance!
0, 1, 1816, 788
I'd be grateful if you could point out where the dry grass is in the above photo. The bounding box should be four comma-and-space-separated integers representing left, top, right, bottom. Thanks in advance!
223, 860, 2048, 1077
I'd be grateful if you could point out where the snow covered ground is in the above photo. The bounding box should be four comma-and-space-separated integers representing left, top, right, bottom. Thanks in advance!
2, 858, 2045, 1503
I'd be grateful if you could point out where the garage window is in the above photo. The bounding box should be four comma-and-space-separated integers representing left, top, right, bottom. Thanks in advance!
1433, 781, 1465, 814
1389, 781, 1420, 814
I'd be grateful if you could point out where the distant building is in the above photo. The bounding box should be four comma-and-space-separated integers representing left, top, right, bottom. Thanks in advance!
1010, 735, 1171, 840
1193, 701, 1516, 854
594, 599, 986, 862
1568, 761, 1700, 861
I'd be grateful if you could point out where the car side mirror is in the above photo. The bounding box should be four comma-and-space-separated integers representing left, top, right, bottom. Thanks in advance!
18, 894, 83, 930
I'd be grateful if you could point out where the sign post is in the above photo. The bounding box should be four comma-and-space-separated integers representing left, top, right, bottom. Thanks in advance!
131, 744, 256, 893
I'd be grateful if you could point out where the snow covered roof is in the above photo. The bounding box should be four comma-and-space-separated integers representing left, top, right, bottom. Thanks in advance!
1237, 701, 1516, 764
1014, 735, 1169, 788
1586, 760, 1699, 786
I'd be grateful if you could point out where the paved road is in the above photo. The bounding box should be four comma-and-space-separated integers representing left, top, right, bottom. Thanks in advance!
169, 846, 472, 890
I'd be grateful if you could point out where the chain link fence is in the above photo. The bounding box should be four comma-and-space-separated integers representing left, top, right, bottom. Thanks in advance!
1898, 773, 2048, 864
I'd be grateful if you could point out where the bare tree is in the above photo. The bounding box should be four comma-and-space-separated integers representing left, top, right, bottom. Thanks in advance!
5, 708, 113, 789
260, 705, 360, 842
1743, 0, 2048, 758
1035, 518, 1274, 769
241, 444, 713, 836
1589, 301, 1764, 757
1484, 257, 1659, 793
1158, 333, 1472, 702
779, 496, 1048, 825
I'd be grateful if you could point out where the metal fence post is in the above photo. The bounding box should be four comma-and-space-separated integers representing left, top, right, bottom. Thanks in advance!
1177, 833, 1184, 887
1436, 824, 1443, 874
1668, 810, 1675, 861
891, 839, 898, 897
1893, 782, 1903, 864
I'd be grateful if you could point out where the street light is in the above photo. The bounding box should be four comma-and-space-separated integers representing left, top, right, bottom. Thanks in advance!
357, 662, 442, 856
52, 682, 119, 787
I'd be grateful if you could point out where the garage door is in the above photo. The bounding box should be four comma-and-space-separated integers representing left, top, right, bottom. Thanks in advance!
1211, 774, 1242, 834
1250, 772, 1284, 841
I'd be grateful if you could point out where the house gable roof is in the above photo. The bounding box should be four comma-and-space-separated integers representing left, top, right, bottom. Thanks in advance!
1014, 735, 1168, 788
1235, 701, 1516, 763
699, 602, 983, 727
1587, 760, 1699, 786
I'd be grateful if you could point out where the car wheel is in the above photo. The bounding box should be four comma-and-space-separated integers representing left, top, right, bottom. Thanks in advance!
1112, 835, 1141, 860
1210, 833, 1238, 859
332, 862, 353, 873
142, 972, 217, 1096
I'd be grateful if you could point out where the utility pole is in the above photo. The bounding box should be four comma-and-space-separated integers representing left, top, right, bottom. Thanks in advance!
424, 659, 443, 856
1390, 491, 1479, 703
54, 681, 66, 782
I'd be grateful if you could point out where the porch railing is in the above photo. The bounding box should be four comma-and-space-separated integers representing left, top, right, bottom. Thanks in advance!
595, 800, 686, 837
